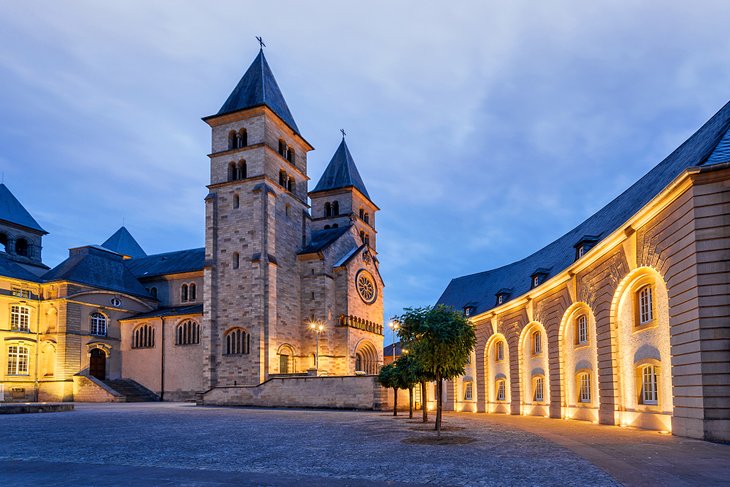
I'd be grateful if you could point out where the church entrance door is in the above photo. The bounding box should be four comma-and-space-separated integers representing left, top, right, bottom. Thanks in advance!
89, 349, 106, 380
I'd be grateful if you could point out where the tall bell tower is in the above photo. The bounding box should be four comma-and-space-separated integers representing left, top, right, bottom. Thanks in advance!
202, 45, 314, 387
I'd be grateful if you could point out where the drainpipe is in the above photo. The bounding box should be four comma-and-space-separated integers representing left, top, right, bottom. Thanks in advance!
33, 286, 41, 402
160, 317, 165, 401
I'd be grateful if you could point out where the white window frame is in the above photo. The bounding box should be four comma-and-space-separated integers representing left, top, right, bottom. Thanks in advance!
496, 341, 504, 361
464, 381, 473, 401
534, 376, 544, 402
7, 344, 29, 375
579, 373, 591, 403
90, 312, 107, 336
641, 365, 658, 405
533, 276, 539, 287
577, 245, 585, 258
496, 379, 506, 401
11, 305, 30, 332
533, 331, 541, 355
497, 294, 503, 305
638, 286, 653, 325
577, 315, 588, 345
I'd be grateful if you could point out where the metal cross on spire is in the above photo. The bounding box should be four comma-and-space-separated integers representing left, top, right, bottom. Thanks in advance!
340, 128, 346, 139
256, 36, 266, 50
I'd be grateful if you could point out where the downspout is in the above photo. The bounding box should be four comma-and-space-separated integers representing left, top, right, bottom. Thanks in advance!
160, 317, 165, 401
34, 286, 41, 402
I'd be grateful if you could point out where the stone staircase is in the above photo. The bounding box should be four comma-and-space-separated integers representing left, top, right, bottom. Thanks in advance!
103, 379, 159, 402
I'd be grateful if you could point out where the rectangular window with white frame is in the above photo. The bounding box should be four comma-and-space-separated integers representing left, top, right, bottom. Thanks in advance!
641, 365, 658, 405
534, 376, 544, 402
464, 381, 473, 401
638, 286, 653, 325
7, 345, 29, 375
497, 379, 506, 401
579, 373, 591, 403
577, 315, 588, 345
11, 305, 30, 332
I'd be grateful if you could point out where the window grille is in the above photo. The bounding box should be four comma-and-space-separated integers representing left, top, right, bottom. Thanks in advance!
7, 345, 29, 375
641, 365, 658, 405
534, 377, 544, 402
533, 331, 541, 354
11, 305, 30, 332
577, 315, 588, 344
90, 312, 107, 336
496, 341, 504, 361
497, 380, 506, 401
638, 286, 653, 324
464, 382, 473, 401
579, 373, 591, 403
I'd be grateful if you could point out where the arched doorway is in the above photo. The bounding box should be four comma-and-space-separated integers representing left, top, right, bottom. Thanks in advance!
89, 348, 106, 380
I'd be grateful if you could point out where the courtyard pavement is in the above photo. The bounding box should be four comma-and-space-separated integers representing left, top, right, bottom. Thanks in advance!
0, 403, 726, 486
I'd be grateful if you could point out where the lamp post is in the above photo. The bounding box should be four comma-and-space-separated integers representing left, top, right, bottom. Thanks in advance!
308, 320, 325, 370
388, 320, 400, 363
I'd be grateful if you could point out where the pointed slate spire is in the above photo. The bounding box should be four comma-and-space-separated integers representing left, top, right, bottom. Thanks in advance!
0, 183, 46, 234
101, 226, 147, 258
311, 139, 371, 200
214, 50, 300, 134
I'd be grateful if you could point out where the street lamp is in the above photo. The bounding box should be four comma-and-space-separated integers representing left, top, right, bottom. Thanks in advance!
388, 320, 400, 363
308, 320, 325, 370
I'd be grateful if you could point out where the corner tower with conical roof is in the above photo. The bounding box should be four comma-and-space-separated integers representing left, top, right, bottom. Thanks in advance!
309, 138, 379, 253
202, 46, 313, 387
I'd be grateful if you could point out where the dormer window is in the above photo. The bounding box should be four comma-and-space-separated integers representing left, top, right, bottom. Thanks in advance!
574, 235, 599, 261
463, 306, 476, 317
495, 289, 511, 306
530, 269, 550, 289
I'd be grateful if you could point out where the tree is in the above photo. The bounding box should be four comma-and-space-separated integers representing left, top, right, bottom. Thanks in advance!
393, 354, 420, 418
395, 308, 435, 423
376, 363, 399, 416
396, 304, 476, 437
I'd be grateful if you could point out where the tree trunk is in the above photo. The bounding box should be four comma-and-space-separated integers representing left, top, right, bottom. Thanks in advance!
436, 373, 442, 438
421, 380, 428, 423
393, 387, 398, 416
409, 387, 413, 419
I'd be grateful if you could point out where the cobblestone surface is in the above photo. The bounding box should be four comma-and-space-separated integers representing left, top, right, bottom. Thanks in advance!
0, 403, 619, 486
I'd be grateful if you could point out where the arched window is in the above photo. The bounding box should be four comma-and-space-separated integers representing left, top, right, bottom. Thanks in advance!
324, 225, 331, 230
355, 353, 362, 372
287, 177, 293, 192
324, 203, 332, 217
364, 212, 369, 224
364, 233, 370, 246
181, 284, 189, 302
578, 372, 591, 403
238, 129, 247, 148
279, 170, 287, 187
132, 324, 155, 349
354, 341, 378, 374
332, 201, 339, 216
228, 130, 237, 150
532, 330, 541, 354
233, 194, 240, 209
0, 233, 7, 252
228, 162, 237, 182
149, 287, 158, 299
332, 223, 338, 228
637, 285, 654, 325
359, 230, 365, 242
7, 344, 29, 375
176, 320, 200, 345
286, 147, 295, 164
232, 252, 240, 269
533, 376, 544, 402
189, 283, 196, 301
278, 139, 286, 157
15, 238, 28, 257
224, 328, 250, 355
576, 315, 588, 345
11, 305, 30, 332
90, 312, 107, 336
359, 208, 364, 219
237, 160, 246, 180
496, 379, 506, 401
496, 341, 504, 361
640, 365, 658, 405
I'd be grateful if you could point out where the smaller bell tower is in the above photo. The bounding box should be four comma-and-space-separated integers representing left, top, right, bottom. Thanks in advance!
309, 136, 379, 253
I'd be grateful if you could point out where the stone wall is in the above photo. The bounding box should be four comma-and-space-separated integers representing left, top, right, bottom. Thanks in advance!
72, 375, 123, 402
200, 375, 386, 410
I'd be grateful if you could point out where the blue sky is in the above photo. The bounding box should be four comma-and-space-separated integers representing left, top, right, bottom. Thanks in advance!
2, 1, 730, 345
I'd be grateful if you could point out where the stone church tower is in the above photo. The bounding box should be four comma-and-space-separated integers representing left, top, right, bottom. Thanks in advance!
202, 48, 384, 388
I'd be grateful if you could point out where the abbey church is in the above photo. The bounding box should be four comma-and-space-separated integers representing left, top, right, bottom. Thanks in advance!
0, 48, 384, 403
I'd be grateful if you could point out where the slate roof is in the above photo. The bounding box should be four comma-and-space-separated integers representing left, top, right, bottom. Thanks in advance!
299, 225, 350, 254
210, 49, 300, 134
0, 254, 42, 282
384, 341, 403, 358
311, 139, 372, 200
101, 226, 147, 258
121, 304, 203, 321
125, 248, 205, 279
0, 184, 46, 233
43, 246, 151, 298
438, 100, 730, 316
